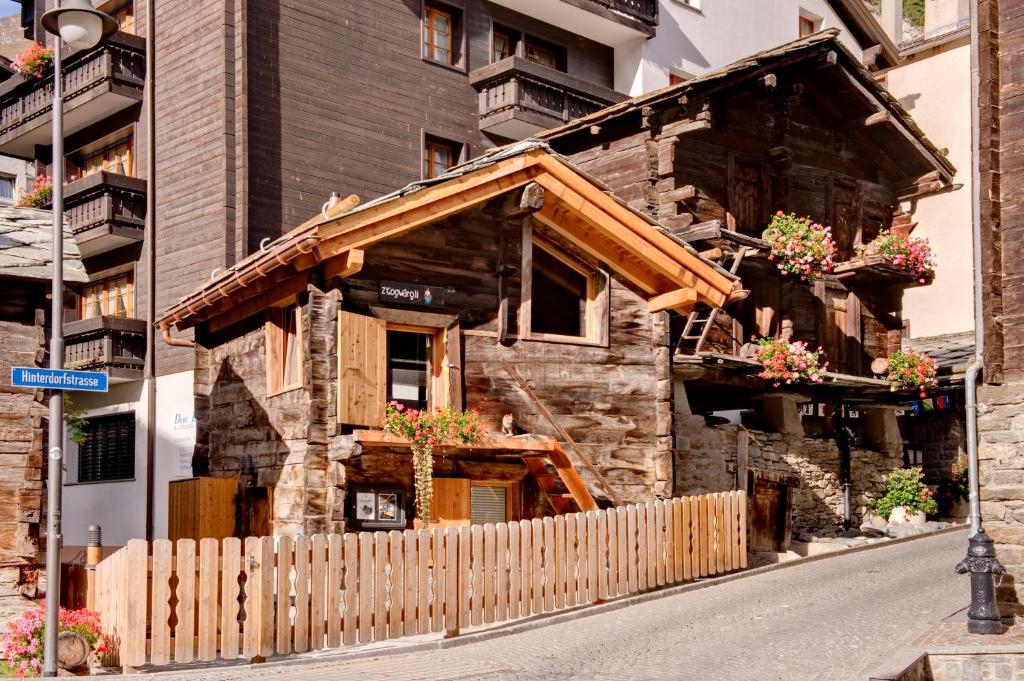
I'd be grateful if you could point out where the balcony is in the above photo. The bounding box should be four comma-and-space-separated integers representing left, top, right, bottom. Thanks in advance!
0, 33, 145, 159
63, 172, 145, 258
470, 57, 627, 141
486, 0, 657, 44
64, 316, 146, 382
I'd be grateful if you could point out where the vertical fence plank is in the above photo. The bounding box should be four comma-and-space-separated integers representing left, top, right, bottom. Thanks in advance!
604, 510, 617, 598
688, 496, 699, 579
150, 539, 173, 665
554, 515, 566, 609
626, 504, 639, 594
586, 511, 598, 604
564, 513, 577, 607
635, 504, 647, 592
276, 535, 294, 654
221, 538, 242, 660
531, 518, 544, 614
672, 499, 684, 582
496, 522, 509, 622
387, 531, 404, 639
311, 535, 327, 650
597, 509, 609, 600
664, 500, 675, 585
470, 525, 484, 626
327, 534, 343, 649
242, 538, 260, 658
508, 521, 521, 619
654, 501, 666, 588
730, 492, 741, 571
432, 528, 446, 633
645, 502, 658, 588
403, 530, 417, 636
542, 517, 555, 612
519, 520, 533, 616
680, 499, 692, 581
357, 533, 373, 644
716, 493, 726, 575
615, 507, 628, 596
417, 530, 430, 635
258, 537, 275, 658
124, 540, 148, 668
373, 533, 389, 641
483, 524, 497, 624
174, 539, 196, 663
575, 513, 589, 602
458, 527, 473, 630
198, 538, 219, 662
343, 533, 359, 646
446, 527, 461, 633
698, 495, 710, 577
739, 490, 748, 568
722, 495, 734, 572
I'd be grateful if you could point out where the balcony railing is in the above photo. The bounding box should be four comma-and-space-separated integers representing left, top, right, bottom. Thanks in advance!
470, 57, 627, 141
0, 33, 145, 158
595, 0, 658, 26
64, 316, 146, 382
63, 172, 146, 258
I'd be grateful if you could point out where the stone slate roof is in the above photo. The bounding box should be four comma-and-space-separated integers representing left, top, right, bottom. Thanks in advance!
906, 331, 975, 381
0, 206, 87, 284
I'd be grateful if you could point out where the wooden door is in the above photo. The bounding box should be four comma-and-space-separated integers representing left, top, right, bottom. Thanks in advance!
432, 478, 471, 527
749, 476, 792, 553
829, 179, 862, 261
337, 310, 387, 428
727, 154, 768, 237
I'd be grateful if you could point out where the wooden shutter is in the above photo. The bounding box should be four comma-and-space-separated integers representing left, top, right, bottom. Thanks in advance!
431, 478, 471, 527
470, 484, 508, 524
337, 310, 387, 428
445, 323, 463, 410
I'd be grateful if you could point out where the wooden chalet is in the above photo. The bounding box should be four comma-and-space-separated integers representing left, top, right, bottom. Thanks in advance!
158, 142, 741, 536
533, 30, 958, 545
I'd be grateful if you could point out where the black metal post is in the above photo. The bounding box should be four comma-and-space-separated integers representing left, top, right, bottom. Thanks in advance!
955, 529, 1006, 634
834, 401, 853, 531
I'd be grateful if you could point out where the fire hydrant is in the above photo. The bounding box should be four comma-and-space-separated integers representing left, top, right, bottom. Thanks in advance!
955, 528, 1006, 634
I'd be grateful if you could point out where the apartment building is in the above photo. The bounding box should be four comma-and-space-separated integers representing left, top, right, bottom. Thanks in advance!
0, 0, 899, 553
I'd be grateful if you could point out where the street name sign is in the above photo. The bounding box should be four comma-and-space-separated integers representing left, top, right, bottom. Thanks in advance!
10, 367, 108, 392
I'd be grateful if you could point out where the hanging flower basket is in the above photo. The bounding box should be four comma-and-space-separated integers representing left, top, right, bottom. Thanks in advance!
887, 348, 938, 397
382, 402, 483, 523
11, 43, 53, 80
15, 174, 51, 209
752, 337, 827, 387
762, 211, 836, 281
856, 229, 936, 283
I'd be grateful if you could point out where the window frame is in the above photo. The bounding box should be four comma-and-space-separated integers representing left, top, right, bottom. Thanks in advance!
266, 301, 304, 397
520, 225, 609, 347
523, 34, 566, 72
385, 322, 451, 411
79, 271, 134, 320
469, 479, 519, 524
491, 27, 514, 63
73, 411, 136, 484
422, 134, 465, 180
66, 128, 135, 181
421, 1, 465, 71
0, 173, 16, 202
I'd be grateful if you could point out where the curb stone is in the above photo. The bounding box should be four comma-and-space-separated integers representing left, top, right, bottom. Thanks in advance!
130, 523, 969, 679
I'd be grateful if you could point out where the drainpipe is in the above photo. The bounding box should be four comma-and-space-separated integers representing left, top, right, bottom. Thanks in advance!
834, 401, 853, 530
143, 0, 156, 541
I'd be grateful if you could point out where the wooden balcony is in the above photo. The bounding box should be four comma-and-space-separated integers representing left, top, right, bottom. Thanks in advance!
487, 0, 657, 42
64, 316, 146, 382
470, 57, 627, 141
0, 33, 145, 159
593, 0, 658, 26
63, 172, 145, 258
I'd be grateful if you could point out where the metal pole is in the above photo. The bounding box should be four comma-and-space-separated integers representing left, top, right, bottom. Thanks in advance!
42, 35, 64, 679
143, 0, 156, 542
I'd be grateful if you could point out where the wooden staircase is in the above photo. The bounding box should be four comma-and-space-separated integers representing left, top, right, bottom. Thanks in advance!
523, 443, 597, 514
676, 248, 749, 355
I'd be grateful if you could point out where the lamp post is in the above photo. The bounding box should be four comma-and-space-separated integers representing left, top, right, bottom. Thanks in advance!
38, 2, 117, 676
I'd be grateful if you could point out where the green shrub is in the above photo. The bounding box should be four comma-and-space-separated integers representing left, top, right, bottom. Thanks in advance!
870, 467, 938, 520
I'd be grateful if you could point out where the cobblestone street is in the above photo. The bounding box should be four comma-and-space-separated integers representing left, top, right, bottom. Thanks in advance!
153, 529, 968, 681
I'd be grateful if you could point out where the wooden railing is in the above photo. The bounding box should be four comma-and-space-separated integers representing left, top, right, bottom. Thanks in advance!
64, 172, 146, 237
95, 491, 746, 669
470, 57, 626, 136
0, 33, 144, 140
64, 316, 146, 379
595, 0, 658, 25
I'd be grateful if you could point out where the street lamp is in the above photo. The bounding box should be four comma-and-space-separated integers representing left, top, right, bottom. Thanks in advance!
39, 2, 117, 676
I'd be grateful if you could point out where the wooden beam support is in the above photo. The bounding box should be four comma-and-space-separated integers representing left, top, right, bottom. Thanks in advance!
206, 271, 310, 334
648, 288, 699, 313
321, 248, 365, 281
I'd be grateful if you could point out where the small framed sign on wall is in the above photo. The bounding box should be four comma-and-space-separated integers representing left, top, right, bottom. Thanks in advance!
348, 486, 407, 529
379, 281, 445, 307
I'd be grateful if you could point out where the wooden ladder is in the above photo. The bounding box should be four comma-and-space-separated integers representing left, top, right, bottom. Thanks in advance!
523, 444, 597, 515
676, 248, 748, 356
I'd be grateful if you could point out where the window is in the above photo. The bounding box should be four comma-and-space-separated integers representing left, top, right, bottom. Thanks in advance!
492, 29, 513, 62
423, 136, 460, 179
471, 483, 513, 524
266, 304, 303, 395
423, 4, 454, 65
799, 14, 818, 36
387, 329, 431, 411
669, 72, 688, 86
0, 174, 15, 201
113, 3, 134, 33
67, 132, 134, 180
80, 272, 133, 320
524, 36, 564, 71
522, 237, 607, 343
77, 412, 135, 483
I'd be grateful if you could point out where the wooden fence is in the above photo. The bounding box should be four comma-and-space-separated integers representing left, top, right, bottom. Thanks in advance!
95, 491, 746, 669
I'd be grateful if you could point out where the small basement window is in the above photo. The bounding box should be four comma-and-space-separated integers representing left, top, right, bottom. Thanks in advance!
266, 303, 303, 395
387, 329, 432, 411
523, 236, 607, 344
470, 482, 513, 524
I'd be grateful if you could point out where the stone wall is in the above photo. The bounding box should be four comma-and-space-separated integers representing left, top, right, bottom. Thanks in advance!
673, 409, 903, 533
899, 408, 967, 485
977, 382, 1024, 621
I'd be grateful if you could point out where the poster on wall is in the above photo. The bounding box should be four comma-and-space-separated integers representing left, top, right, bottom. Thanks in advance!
356, 493, 376, 520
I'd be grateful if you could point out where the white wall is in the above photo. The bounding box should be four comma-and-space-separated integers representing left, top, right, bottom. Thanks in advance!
623, 0, 866, 94
61, 371, 196, 549
885, 39, 973, 339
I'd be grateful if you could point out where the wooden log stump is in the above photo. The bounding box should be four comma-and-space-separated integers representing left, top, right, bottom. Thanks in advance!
57, 631, 90, 671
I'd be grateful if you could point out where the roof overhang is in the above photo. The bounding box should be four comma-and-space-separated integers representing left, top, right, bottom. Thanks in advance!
158, 147, 742, 334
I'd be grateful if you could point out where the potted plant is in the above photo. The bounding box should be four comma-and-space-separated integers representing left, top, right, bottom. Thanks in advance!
15, 175, 52, 209
752, 336, 827, 387
762, 211, 837, 281
886, 348, 938, 397
869, 466, 938, 523
937, 456, 969, 518
10, 43, 53, 80
857, 229, 936, 283
0, 604, 111, 677
382, 402, 482, 524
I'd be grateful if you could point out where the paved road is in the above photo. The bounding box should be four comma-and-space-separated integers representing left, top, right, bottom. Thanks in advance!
156, 529, 968, 681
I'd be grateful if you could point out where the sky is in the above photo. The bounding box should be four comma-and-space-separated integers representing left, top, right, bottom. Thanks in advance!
0, 1, 17, 18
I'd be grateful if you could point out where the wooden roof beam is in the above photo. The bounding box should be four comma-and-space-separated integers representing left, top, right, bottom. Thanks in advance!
648, 288, 699, 314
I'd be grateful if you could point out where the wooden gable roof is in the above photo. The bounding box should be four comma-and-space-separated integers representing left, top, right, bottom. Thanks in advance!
157, 142, 743, 335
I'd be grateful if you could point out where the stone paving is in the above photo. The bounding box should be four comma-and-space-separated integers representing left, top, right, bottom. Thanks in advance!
152, 529, 969, 681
